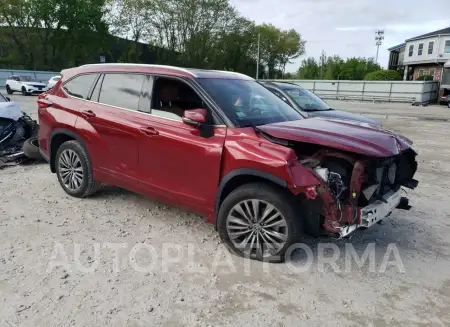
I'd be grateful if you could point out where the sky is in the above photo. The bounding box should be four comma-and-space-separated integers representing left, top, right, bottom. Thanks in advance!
231, 0, 450, 73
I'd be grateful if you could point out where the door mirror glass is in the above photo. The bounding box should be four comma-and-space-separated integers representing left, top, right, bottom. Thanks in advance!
182, 108, 207, 126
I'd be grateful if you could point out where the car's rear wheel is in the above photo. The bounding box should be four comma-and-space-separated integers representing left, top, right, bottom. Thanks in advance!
21, 86, 29, 96
55, 140, 101, 197
6, 85, 13, 94
217, 183, 301, 262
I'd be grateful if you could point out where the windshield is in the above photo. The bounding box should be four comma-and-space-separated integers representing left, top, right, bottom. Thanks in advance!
283, 87, 331, 111
197, 78, 303, 127
20, 76, 38, 82
0, 93, 6, 102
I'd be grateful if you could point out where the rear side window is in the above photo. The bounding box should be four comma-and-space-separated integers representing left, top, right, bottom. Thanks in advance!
62, 74, 97, 99
98, 73, 145, 111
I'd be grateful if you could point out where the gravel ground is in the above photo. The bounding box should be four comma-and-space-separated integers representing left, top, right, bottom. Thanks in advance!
1, 95, 450, 326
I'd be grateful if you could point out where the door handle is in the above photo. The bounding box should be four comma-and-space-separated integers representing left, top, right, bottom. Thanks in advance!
140, 126, 159, 136
81, 110, 96, 118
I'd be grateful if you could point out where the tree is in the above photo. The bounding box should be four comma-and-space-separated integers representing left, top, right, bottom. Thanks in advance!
255, 24, 305, 78
296, 55, 381, 80
297, 58, 320, 79
365, 70, 402, 81
0, 0, 110, 70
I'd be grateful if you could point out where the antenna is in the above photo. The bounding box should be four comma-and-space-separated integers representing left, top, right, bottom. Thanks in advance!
375, 30, 385, 64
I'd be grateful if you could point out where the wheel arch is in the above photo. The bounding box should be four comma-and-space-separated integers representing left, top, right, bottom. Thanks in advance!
49, 129, 87, 173
214, 169, 288, 228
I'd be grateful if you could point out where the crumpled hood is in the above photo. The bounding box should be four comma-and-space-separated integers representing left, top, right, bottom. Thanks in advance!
0, 101, 22, 121
258, 117, 412, 157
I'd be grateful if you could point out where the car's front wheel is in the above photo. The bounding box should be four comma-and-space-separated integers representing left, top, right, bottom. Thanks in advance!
21, 86, 29, 96
217, 183, 301, 262
55, 140, 101, 198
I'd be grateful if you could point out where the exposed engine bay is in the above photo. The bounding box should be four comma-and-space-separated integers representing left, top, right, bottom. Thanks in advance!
296, 143, 419, 238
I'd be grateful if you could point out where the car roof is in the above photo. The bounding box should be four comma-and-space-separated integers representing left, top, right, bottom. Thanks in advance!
61, 64, 253, 81
260, 81, 304, 90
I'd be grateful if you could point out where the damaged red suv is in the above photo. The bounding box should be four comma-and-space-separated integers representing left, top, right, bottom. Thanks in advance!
38, 64, 418, 262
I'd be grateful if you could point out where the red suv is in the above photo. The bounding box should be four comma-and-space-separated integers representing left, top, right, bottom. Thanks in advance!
38, 64, 418, 262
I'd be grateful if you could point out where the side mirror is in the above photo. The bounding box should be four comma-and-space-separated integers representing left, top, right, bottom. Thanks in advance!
182, 108, 207, 127
6, 97, 10, 102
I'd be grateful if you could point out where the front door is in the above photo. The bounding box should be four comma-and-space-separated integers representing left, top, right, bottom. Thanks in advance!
137, 77, 226, 213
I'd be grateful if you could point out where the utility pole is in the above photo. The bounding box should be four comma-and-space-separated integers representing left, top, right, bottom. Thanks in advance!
320, 50, 326, 79
375, 30, 384, 64
256, 33, 261, 80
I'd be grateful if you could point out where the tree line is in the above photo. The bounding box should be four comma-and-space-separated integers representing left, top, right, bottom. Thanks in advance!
0, 0, 305, 78
293, 55, 402, 81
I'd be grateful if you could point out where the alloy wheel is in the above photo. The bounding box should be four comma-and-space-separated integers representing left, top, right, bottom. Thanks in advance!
226, 199, 288, 259
58, 149, 84, 192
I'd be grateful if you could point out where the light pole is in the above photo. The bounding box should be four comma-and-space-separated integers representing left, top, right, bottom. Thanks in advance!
375, 30, 384, 64
256, 33, 261, 79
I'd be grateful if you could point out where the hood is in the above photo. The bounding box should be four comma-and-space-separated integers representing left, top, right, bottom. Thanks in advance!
307, 109, 380, 126
22, 81, 46, 86
258, 117, 412, 157
0, 101, 22, 121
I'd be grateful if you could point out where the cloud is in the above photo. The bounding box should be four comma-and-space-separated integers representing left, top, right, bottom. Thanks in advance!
231, 0, 450, 72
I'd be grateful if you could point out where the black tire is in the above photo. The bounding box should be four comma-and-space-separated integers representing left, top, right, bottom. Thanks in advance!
217, 182, 301, 263
22, 137, 44, 160
21, 86, 29, 96
55, 140, 101, 197
6, 85, 13, 94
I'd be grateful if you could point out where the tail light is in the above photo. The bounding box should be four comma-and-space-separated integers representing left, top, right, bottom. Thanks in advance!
37, 93, 53, 108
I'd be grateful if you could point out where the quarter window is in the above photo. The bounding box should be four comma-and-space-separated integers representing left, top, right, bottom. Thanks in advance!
418, 43, 423, 56
62, 74, 97, 99
98, 73, 146, 111
428, 42, 434, 54
408, 45, 414, 57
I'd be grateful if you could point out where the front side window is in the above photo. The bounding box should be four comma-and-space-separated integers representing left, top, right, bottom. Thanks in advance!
197, 78, 303, 127
409, 45, 414, 57
63, 74, 97, 99
445, 40, 450, 54
418, 43, 423, 56
99, 73, 146, 110
428, 41, 434, 55
283, 87, 331, 111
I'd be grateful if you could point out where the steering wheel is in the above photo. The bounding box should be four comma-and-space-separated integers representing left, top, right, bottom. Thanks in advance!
304, 103, 312, 109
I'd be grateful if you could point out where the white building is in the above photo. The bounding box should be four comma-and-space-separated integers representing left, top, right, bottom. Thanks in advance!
388, 27, 450, 83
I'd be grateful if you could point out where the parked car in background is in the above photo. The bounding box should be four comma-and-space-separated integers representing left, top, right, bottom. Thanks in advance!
260, 81, 380, 126
47, 75, 61, 89
5, 75, 47, 95
38, 64, 418, 262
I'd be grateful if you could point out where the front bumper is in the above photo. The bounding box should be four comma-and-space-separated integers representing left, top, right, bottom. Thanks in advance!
25, 86, 47, 94
339, 189, 403, 238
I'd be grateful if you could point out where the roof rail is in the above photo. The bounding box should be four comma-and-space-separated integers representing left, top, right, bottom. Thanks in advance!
79, 63, 196, 76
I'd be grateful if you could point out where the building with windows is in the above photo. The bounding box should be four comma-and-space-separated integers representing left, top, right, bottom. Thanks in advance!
387, 27, 450, 81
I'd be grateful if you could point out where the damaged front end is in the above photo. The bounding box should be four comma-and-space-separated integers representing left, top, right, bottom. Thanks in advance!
299, 147, 418, 238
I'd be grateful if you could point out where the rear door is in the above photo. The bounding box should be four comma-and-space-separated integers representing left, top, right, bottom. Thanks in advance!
75, 72, 146, 185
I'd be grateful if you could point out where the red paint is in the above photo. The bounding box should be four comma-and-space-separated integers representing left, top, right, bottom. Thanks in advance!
257, 118, 411, 157
38, 64, 416, 230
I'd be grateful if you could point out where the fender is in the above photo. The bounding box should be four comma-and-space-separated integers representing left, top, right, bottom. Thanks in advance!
214, 168, 288, 225
49, 128, 88, 172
